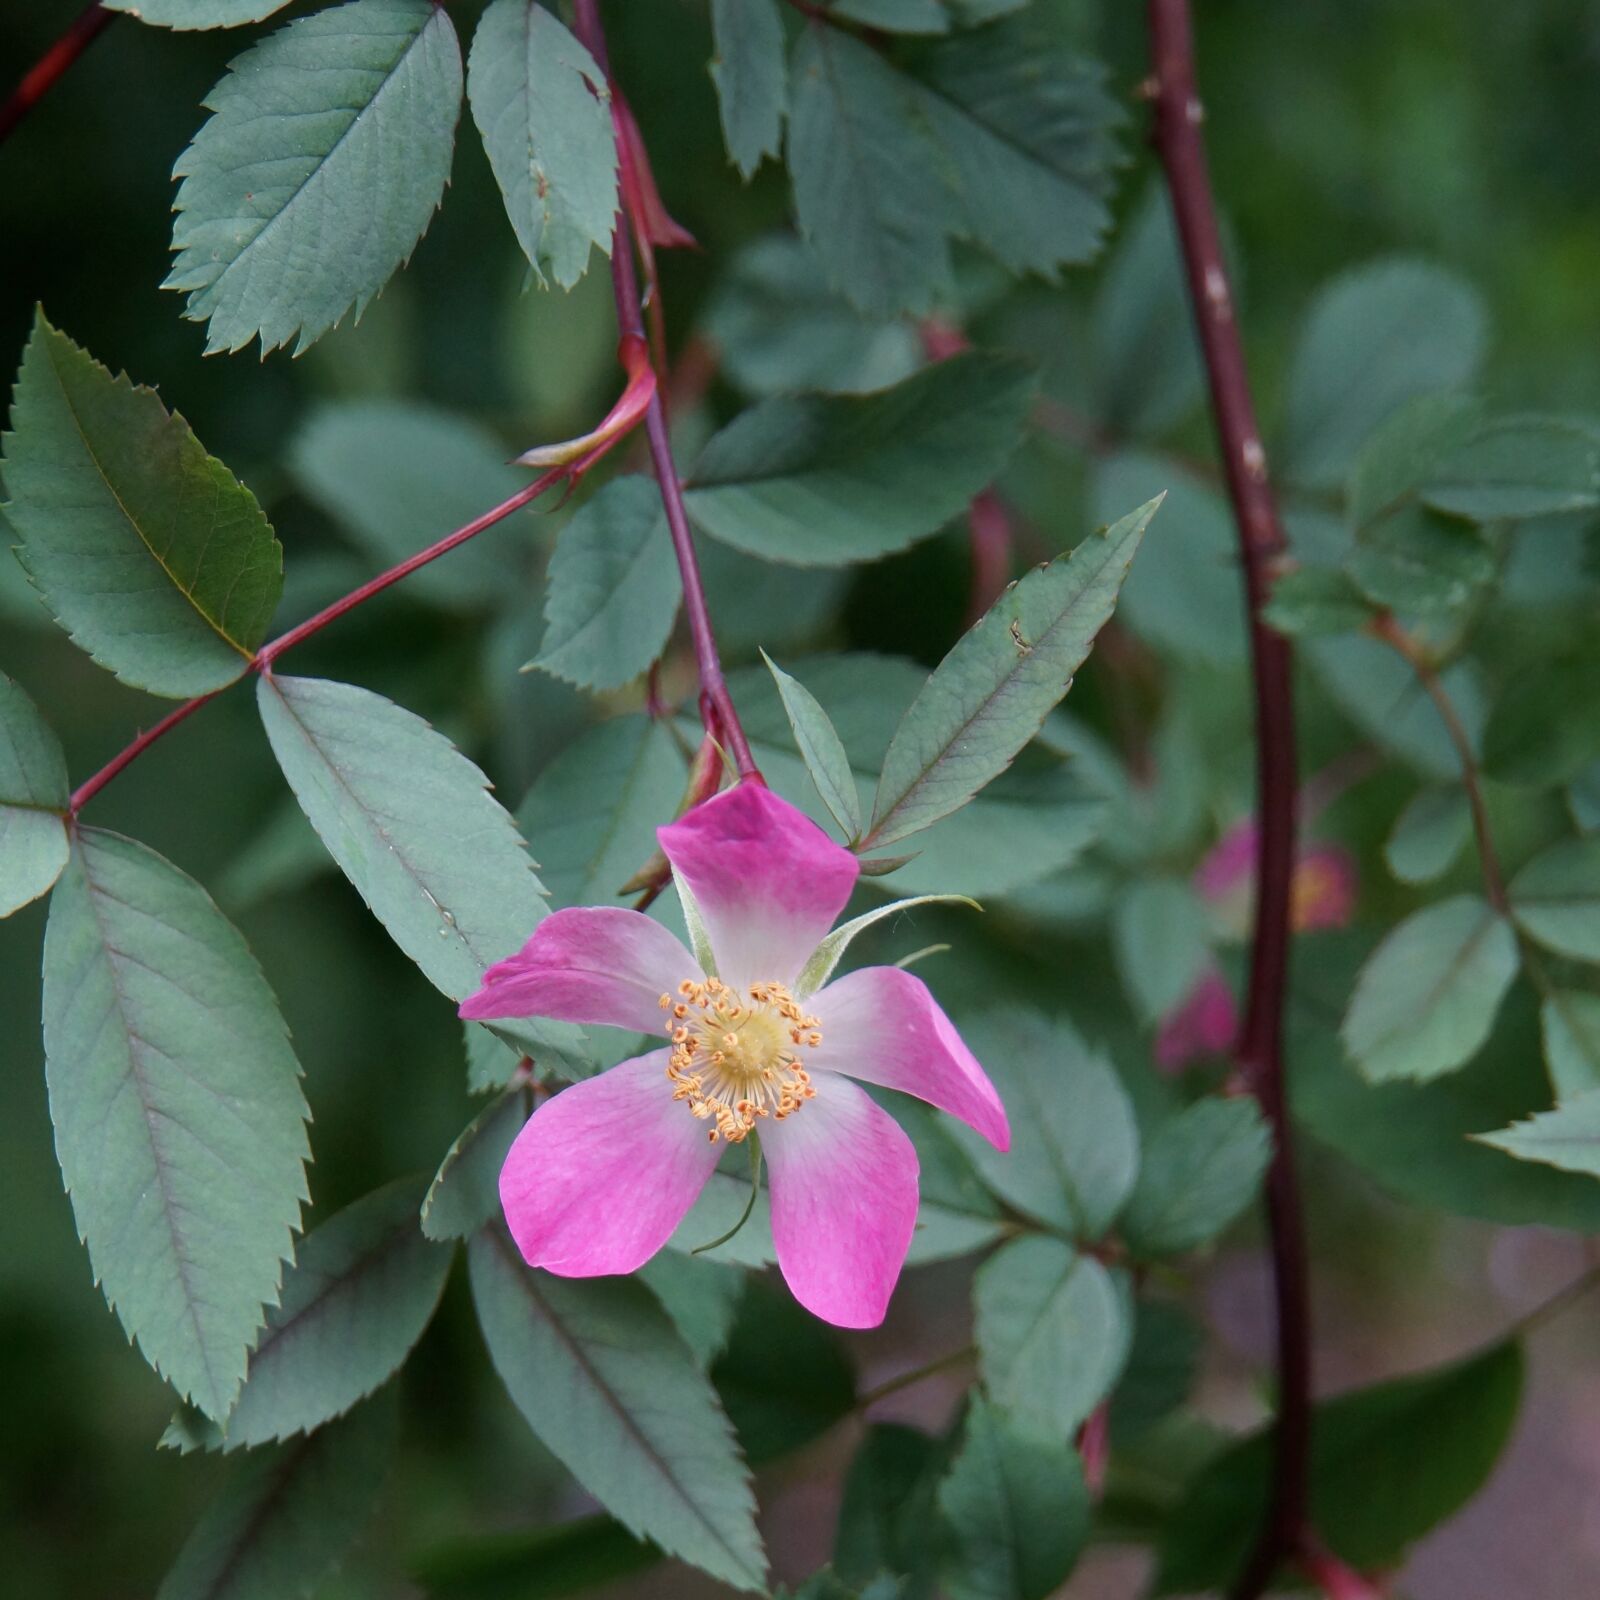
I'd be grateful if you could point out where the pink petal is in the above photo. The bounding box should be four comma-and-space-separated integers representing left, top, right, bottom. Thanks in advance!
762, 1076, 919, 1329
1154, 963, 1238, 1073
1293, 842, 1358, 931
658, 783, 860, 991
459, 906, 700, 1035
499, 1050, 721, 1276
811, 966, 1010, 1151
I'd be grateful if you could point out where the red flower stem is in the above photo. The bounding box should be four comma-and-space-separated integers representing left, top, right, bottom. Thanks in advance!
1146, 2, 1308, 1593
70, 469, 564, 814
0, 2, 115, 148
571, 0, 762, 787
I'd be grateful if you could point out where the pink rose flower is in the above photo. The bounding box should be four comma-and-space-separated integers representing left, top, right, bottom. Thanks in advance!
461, 782, 1009, 1329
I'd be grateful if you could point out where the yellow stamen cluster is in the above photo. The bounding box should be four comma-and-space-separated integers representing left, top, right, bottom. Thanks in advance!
658, 977, 822, 1143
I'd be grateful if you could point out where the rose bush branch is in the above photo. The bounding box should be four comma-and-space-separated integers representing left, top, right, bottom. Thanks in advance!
1146, 1, 1310, 1593
572, 0, 762, 787
0, 2, 115, 148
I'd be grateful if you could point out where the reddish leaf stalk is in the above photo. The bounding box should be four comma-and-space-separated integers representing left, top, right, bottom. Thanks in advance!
0, 2, 114, 148
1146, 2, 1309, 1593
572, 0, 762, 786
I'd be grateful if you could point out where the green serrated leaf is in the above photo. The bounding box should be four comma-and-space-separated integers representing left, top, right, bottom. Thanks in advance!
638, 1251, 747, 1369
167, 0, 463, 355
685, 354, 1036, 568
533, 477, 681, 691
1477, 1088, 1600, 1178
1283, 258, 1487, 489
468, 0, 618, 288
763, 651, 862, 839
424, 1089, 527, 1240
104, 0, 291, 27
952, 1009, 1138, 1238
975, 1235, 1131, 1438
468, 1228, 767, 1591
1385, 786, 1472, 884
1423, 416, 1600, 522
710, 0, 787, 179
0, 669, 70, 916
43, 829, 310, 1419
257, 673, 587, 1072
888, 1091, 1007, 1264
867, 497, 1157, 849
938, 1396, 1089, 1600
156, 1391, 399, 1600
1542, 990, 1600, 1101
2, 313, 282, 694
1510, 836, 1600, 962
1119, 1098, 1270, 1258
288, 401, 527, 608
1154, 1344, 1523, 1592
1342, 894, 1519, 1082
1110, 1300, 1202, 1441
218, 1178, 453, 1447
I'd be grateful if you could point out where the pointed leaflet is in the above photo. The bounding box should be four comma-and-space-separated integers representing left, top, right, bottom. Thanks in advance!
710, 0, 787, 179
468, 1228, 767, 1591
155, 1392, 399, 1600
468, 0, 618, 288
423, 1087, 527, 1240
2, 315, 281, 695
105, 1, 291, 25
214, 1178, 453, 1448
1543, 990, 1600, 1100
256, 674, 586, 1071
1510, 836, 1600, 963
1477, 1088, 1600, 1179
763, 652, 862, 840
1423, 416, 1600, 522
684, 354, 1037, 567
866, 498, 1158, 848
167, 0, 463, 356
1385, 786, 1472, 884
0, 671, 69, 916
938, 1396, 1090, 1600
42, 829, 310, 1420
1342, 895, 1519, 1082
533, 477, 682, 691
796, 894, 980, 996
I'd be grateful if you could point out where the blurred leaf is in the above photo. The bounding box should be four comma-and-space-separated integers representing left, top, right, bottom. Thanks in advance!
938, 1396, 1089, 1600
1483, 664, 1600, 788
710, 0, 788, 179
700, 235, 922, 398
218, 1177, 453, 1448
167, 0, 463, 355
1347, 391, 1486, 530
1342, 894, 1519, 1082
156, 1392, 398, 1600
712, 1281, 855, 1462
1109, 1300, 1202, 1442
424, 1089, 527, 1240
3, 313, 281, 694
533, 477, 681, 690
1570, 759, 1600, 832
954, 1009, 1139, 1239
764, 651, 864, 839
1478, 1089, 1600, 1178
1543, 990, 1600, 1100
1154, 1343, 1523, 1592
974, 1235, 1131, 1438
830, 0, 1028, 26
214, 799, 331, 911
468, 0, 617, 288
685, 354, 1036, 567
1347, 507, 1496, 616
105, 0, 291, 25
638, 1251, 747, 1369
1423, 416, 1600, 521
43, 829, 309, 1420
468, 1229, 766, 1590
1385, 786, 1472, 884
787, 26, 957, 317
1283, 258, 1486, 489
835, 1424, 948, 1599
411, 1515, 658, 1600
1120, 1098, 1270, 1258
466, 1020, 528, 1093
888, 1092, 1008, 1265
257, 674, 587, 1072
518, 714, 684, 909
669, 1167, 777, 1267
1110, 876, 1212, 1024
1510, 837, 1600, 963
867, 497, 1156, 848
288, 401, 527, 608
1090, 184, 1205, 438
0, 670, 69, 916
1262, 565, 1374, 637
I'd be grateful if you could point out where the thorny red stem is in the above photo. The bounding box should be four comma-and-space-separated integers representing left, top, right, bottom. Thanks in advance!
572, 0, 762, 786
1147, 3, 1309, 1594
0, 2, 114, 148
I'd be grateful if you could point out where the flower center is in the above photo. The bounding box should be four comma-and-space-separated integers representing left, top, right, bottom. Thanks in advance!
658, 977, 822, 1143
